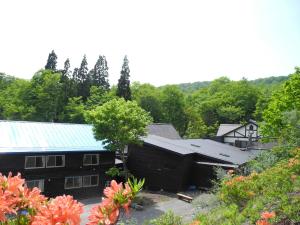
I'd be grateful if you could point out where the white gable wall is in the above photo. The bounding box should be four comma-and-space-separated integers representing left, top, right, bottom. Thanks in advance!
223, 123, 258, 145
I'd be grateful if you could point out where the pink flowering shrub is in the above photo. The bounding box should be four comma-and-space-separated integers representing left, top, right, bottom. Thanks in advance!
0, 172, 143, 225
88, 178, 144, 225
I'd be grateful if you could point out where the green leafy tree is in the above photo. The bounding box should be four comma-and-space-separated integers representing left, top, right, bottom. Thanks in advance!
29, 70, 64, 121
186, 77, 259, 136
45, 50, 57, 71
117, 56, 131, 101
184, 108, 207, 138
161, 85, 188, 135
87, 98, 153, 178
131, 82, 164, 122
0, 79, 34, 120
63, 96, 86, 123
86, 86, 117, 110
261, 68, 300, 143
0, 72, 16, 90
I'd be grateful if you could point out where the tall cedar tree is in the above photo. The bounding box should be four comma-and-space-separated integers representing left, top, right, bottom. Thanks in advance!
62, 58, 71, 78
117, 55, 131, 100
45, 50, 58, 71
92, 55, 110, 91
61, 59, 71, 104
77, 55, 90, 100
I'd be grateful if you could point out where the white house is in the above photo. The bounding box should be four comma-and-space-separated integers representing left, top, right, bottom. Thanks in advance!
216, 120, 259, 148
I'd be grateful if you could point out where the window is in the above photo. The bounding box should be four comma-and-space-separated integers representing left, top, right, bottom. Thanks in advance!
82, 175, 99, 187
25, 156, 45, 169
65, 176, 82, 189
46, 155, 65, 168
26, 179, 44, 192
83, 154, 99, 166
249, 125, 254, 130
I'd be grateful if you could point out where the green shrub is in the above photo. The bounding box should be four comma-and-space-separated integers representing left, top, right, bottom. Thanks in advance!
144, 211, 183, 225
194, 147, 300, 225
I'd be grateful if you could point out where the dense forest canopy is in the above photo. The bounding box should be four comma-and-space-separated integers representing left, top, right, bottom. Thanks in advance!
0, 50, 297, 140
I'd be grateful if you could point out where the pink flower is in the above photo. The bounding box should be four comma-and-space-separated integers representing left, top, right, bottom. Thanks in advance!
31, 195, 83, 225
261, 211, 276, 220
256, 220, 270, 225
88, 180, 135, 225
21, 187, 46, 211
5, 173, 25, 195
87, 200, 119, 225
103, 180, 123, 200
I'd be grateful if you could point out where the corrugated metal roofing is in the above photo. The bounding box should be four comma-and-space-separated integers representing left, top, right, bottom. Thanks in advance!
143, 135, 260, 165
147, 124, 181, 139
0, 121, 105, 153
216, 124, 242, 136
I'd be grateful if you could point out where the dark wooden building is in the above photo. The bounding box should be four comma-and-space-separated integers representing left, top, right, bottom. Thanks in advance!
0, 121, 115, 199
128, 124, 260, 192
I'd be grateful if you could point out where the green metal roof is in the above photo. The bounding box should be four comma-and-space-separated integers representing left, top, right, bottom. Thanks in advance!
0, 121, 105, 153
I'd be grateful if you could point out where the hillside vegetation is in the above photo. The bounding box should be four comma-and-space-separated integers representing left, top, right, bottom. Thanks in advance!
147, 70, 300, 225
0, 50, 292, 139
173, 76, 288, 93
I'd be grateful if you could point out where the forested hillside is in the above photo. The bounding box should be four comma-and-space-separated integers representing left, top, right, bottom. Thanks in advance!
0, 50, 296, 139
175, 76, 288, 92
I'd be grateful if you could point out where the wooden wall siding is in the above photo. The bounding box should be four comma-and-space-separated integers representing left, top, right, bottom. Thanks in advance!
0, 151, 115, 199
127, 144, 191, 192
127, 145, 235, 192
191, 163, 215, 188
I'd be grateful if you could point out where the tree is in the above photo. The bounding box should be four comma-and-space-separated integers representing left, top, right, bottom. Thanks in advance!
0, 78, 34, 120
63, 97, 86, 123
131, 82, 164, 122
61, 58, 71, 104
86, 86, 117, 110
261, 68, 300, 143
87, 98, 153, 178
116, 56, 131, 100
92, 55, 110, 91
45, 50, 57, 71
77, 55, 90, 99
29, 70, 64, 122
161, 85, 188, 135
184, 108, 207, 138
62, 58, 71, 78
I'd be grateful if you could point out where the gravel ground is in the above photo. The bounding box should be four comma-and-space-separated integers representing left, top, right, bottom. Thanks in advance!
80, 191, 198, 225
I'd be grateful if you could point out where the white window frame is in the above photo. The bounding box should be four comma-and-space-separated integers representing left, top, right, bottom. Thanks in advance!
25, 156, 45, 169
26, 179, 44, 192
46, 155, 65, 168
83, 154, 99, 166
82, 175, 99, 187
64, 176, 82, 189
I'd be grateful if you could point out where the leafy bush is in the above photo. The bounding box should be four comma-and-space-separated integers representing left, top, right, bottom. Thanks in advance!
241, 145, 294, 175
144, 211, 184, 225
194, 147, 300, 225
106, 166, 121, 177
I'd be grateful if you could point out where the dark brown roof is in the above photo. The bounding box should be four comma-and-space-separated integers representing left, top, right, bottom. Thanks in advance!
147, 124, 181, 139
143, 135, 261, 165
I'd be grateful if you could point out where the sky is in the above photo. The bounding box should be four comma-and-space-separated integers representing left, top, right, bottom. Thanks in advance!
0, 0, 300, 86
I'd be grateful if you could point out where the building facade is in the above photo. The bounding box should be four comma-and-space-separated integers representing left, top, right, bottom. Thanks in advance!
128, 133, 259, 192
216, 120, 259, 147
0, 121, 115, 199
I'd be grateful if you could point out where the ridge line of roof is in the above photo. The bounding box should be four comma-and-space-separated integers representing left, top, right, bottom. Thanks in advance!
0, 120, 92, 126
